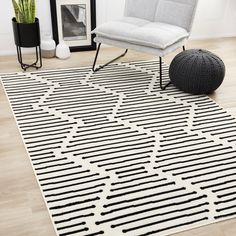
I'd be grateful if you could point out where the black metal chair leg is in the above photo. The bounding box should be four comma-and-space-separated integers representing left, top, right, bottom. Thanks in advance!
92, 43, 128, 72
159, 57, 171, 90
92, 44, 186, 89
159, 46, 186, 90
92, 43, 101, 72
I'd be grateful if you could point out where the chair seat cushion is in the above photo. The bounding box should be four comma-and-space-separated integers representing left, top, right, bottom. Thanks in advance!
93, 17, 189, 49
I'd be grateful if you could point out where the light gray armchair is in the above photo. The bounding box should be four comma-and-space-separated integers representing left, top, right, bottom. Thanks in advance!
92, 0, 198, 90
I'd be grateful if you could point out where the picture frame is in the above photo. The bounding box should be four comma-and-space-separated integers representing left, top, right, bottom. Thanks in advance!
50, 0, 96, 52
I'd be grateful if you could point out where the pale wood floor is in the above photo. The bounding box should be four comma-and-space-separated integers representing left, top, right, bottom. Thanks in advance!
1, 38, 236, 236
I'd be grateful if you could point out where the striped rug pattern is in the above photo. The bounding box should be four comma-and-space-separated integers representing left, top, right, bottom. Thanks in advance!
1, 60, 236, 236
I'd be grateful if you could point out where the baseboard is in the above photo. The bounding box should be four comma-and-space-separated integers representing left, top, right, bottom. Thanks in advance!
0, 35, 235, 56
0, 48, 35, 56
190, 34, 236, 40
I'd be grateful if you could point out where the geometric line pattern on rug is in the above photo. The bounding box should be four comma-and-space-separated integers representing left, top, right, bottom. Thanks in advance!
1, 60, 236, 236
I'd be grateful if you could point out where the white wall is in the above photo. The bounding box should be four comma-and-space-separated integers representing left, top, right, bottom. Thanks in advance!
0, 0, 236, 56
192, 0, 236, 39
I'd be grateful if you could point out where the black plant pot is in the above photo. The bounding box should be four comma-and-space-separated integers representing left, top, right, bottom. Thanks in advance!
12, 17, 42, 71
12, 17, 40, 47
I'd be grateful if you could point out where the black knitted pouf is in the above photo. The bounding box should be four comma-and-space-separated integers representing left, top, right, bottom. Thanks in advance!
169, 49, 225, 94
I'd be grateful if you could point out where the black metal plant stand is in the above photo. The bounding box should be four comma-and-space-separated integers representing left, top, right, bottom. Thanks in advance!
12, 17, 42, 71
16, 45, 42, 71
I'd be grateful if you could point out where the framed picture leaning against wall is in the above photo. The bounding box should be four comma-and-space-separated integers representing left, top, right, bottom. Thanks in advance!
50, 0, 96, 51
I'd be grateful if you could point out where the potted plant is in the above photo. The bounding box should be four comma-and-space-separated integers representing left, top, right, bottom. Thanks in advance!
12, 0, 42, 70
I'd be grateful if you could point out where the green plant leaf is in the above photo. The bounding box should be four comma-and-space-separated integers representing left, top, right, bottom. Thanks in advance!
30, 0, 36, 23
12, 0, 36, 23
28, 0, 36, 23
12, 0, 20, 22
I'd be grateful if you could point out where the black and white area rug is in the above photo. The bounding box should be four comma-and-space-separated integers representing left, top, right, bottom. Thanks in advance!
1, 60, 236, 236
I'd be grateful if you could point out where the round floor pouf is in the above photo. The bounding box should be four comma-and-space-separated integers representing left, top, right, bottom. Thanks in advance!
169, 49, 225, 94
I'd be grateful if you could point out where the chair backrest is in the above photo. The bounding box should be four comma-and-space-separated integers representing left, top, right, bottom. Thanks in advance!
124, 0, 160, 22
155, 0, 198, 32
124, 0, 198, 32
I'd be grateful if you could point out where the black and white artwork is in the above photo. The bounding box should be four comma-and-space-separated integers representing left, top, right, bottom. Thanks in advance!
61, 4, 87, 41
50, 0, 96, 51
